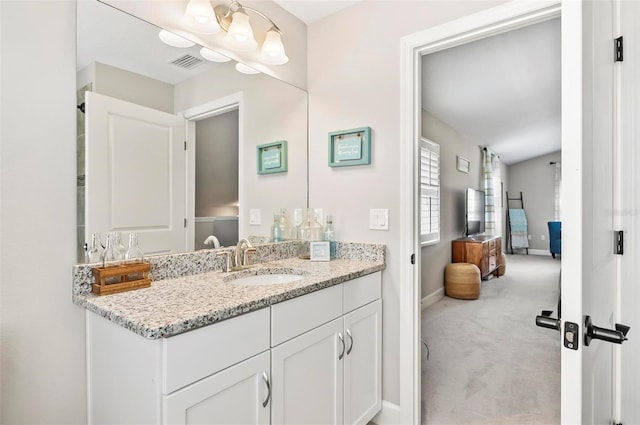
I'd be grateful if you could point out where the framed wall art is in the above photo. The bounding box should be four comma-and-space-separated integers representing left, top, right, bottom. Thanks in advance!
257, 141, 287, 174
328, 127, 371, 167
456, 156, 470, 173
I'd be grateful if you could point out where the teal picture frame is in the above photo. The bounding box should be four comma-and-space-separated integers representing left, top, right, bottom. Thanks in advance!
328, 127, 371, 167
257, 141, 287, 174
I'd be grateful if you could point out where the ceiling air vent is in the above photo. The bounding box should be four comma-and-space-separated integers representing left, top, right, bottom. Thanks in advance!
170, 54, 204, 70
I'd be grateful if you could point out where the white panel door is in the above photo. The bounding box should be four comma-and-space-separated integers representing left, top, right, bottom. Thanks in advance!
271, 318, 344, 425
620, 0, 640, 423
85, 91, 187, 256
343, 300, 381, 425
163, 351, 270, 425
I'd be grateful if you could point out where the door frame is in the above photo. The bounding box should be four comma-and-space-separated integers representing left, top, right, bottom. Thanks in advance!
398, 1, 582, 423
180, 92, 244, 251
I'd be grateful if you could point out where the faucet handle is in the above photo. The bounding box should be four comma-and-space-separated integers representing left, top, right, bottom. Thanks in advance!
217, 251, 232, 272
243, 247, 257, 267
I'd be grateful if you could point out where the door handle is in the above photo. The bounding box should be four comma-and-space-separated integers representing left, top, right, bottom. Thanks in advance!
338, 332, 345, 360
584, 315, 630, 346
261, 371, 271, 408
536, 310, 560, 331
346, 329, 353, 355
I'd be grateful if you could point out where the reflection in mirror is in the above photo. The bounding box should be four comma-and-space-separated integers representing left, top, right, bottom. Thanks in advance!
76, 0, 308, 262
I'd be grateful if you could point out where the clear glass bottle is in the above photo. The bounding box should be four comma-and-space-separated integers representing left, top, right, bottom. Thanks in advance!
299, 208, 324, 242
278, 208, 291, 240
271, 214, 283, 242
114, 232, 127, 258
87, 232, 103, 263
102, 232, 123, 266
125, 233, 144, 262
323, 215, 336, 259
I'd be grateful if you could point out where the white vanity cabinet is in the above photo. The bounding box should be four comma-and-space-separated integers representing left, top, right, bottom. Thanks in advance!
163, 351, 270, 425
270, 272, 382, 425
87, 307, 271, 425
86, 271, 381, 425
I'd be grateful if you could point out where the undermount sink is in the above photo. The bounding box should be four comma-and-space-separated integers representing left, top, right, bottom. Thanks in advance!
227, 273, 305, 286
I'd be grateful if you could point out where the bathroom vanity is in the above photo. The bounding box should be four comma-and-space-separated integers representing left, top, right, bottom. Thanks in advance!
74, 242, 384, 425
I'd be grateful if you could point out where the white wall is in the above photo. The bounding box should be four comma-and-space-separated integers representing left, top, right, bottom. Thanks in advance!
507, 151, 561, 251
420, 111, 483, 299
1, 1, 86, 422
307, 0, 507, 407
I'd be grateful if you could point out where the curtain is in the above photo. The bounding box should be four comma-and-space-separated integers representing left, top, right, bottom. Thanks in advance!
482, 148, 501, 236
554, 162, 562, 220
482, 149, 495, 234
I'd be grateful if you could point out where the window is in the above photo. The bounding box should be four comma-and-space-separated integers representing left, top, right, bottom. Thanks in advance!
420, 138, 440, 245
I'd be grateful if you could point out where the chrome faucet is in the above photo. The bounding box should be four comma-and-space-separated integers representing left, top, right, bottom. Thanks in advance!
234, 238, 256, 269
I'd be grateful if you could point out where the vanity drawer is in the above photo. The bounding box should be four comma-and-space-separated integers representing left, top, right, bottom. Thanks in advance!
343, 272, 381, 314
271, 284, 342, 346
162, 307, 270, 394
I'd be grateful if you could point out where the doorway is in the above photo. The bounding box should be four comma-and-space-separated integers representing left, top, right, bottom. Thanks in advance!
397, 2, 576, 424
418, 16, 562, 423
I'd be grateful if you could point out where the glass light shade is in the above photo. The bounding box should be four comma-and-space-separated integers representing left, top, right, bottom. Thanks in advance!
200, 47, 231, 63
235, 63, 260, 75
259, 29, 289, 65
183, 0, 220, 34
158, 30, 195, 48
225, 11, 257, 51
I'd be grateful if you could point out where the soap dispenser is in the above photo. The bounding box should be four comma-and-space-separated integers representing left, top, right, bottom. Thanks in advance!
299, 208, 324, 241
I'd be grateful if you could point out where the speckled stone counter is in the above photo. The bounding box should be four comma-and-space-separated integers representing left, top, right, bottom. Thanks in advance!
73, 241, 385, 340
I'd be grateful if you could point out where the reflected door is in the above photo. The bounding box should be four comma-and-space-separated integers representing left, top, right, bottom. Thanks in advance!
85, 91, 187, 256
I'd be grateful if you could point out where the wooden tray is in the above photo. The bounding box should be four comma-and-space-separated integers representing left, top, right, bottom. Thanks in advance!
92, 261, 151, 296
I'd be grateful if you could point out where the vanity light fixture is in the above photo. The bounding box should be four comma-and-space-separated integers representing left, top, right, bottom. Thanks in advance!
158, 29, 196, 48
213, 0, 289, 65
183, 0, 220, 34
235, 62, 260, 75
200, 47, 232, 62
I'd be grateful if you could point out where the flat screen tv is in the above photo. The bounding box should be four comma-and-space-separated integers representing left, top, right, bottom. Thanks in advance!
465, 188, 486, 236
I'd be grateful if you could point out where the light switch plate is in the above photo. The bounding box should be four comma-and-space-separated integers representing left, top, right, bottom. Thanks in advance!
249, 209, 261, 225
369, 209, 389, 230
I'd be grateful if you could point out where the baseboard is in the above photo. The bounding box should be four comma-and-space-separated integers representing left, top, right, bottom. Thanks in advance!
421, 287, 444, 311
371, 400, 401, 425
528, 249, 551, 256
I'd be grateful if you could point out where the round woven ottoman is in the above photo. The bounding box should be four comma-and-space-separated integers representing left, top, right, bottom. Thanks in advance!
497, 253, 507, 277
445, 263, 481, 300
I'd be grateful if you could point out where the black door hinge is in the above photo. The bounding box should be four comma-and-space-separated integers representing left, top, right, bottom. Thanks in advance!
615, 36, 624, 62
411, 254, 415, 265
184, 218, 188, 228
615, 231, 624, 255
184, 141, 188, 150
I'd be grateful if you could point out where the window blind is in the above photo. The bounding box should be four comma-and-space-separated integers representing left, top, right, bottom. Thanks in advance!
420, 138, 440, 245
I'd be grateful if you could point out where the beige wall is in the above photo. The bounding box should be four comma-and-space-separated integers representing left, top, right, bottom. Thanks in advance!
1, 1, 86, 422
507, 151, 561, 252
307, 0, 507, 406
420, 111, 483, 299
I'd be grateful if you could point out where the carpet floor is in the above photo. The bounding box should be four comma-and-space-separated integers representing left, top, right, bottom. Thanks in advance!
421, 254, 561, 425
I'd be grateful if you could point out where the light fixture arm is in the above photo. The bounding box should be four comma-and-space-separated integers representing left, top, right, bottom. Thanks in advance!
214, 0, 282, 34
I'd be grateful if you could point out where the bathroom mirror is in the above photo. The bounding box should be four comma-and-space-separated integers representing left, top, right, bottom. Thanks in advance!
76, 0, 308, 261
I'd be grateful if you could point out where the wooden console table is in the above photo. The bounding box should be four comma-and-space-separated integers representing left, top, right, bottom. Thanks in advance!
452, 236, 502, 279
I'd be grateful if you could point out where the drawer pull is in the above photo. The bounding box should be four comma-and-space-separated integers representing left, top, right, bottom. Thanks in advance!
261, 371, 271, 408
346, 329, 354, 355
338, 333, 345, 360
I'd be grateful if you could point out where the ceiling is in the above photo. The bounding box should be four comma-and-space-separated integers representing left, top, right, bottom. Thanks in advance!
273, 0, 362, 24
422, 18, 561, 165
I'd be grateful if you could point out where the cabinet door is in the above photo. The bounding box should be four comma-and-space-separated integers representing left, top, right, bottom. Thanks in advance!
271, 318, 344, 425
343, 300, 382, 425
163, 351, 270, 425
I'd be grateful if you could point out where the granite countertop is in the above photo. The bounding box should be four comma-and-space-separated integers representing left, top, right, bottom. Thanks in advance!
74, 257, 384, 340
